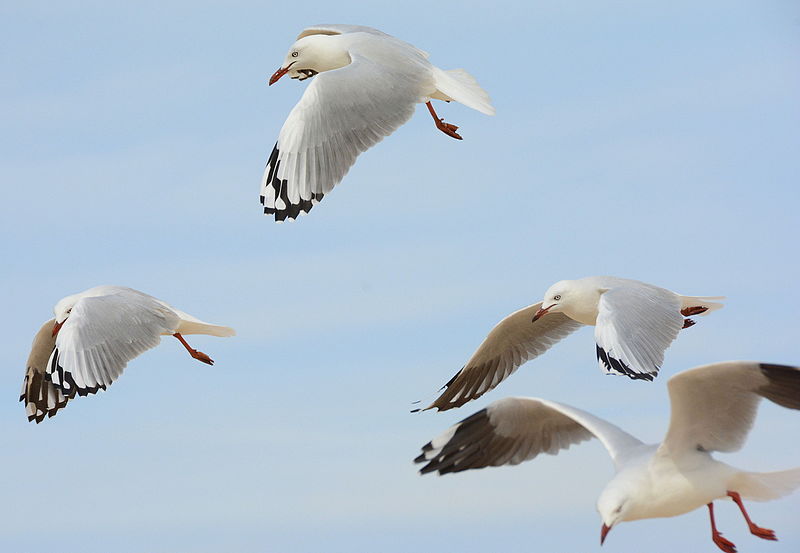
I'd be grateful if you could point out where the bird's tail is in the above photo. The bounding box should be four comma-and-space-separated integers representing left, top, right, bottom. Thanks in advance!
678, 295, 725, 316
431, 67, 496, 116
730, 467, 800, 501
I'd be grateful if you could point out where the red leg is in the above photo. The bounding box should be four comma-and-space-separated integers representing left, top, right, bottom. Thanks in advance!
708, 502, 738, 553
683, 318, 696, 329
173, 333, 214, 365
681, 305, 709, 316
426, 101, 463, 140
727, 491, 777, 540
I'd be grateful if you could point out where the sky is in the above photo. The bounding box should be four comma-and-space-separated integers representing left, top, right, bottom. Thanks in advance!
1, 1, 799, 552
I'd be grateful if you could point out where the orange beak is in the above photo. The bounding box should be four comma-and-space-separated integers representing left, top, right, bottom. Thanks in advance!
532, 304, 554, 322
600, 523, 611, 545
52, 320, 64, 337
269, 66, 290, 86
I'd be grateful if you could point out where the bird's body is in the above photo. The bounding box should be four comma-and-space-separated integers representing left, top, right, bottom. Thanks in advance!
417, 361, 800, 552
424, 276, 724, 411
261, 24, 495, 221
20, 285, 235, 422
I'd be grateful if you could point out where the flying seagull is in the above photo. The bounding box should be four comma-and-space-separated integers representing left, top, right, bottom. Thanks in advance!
423, 276, 723, 411
416, 360, 800, 553
20, 285, 235, 422
261, 24, 495, 221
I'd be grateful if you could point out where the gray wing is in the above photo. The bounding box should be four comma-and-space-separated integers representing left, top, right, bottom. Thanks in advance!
661, 361, 800, 455
260, 44, 432, 221
594, 285, 683, 381
47, 290, 179, 399
416, 397, 643, 474
423, 303, 583, 411
20, 319, 69, 423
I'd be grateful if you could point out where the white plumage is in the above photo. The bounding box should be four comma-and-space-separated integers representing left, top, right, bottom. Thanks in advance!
423, 276, 723, 411
20, 285, 235, 422
417, 361, 800, 552
261, 24, 495, 221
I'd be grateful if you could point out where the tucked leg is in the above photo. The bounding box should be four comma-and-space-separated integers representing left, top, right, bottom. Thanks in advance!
426, 101, 463, 140
683, 318, 696, 329
727, 491, 777, 540
173, 333, 214, 365
708, 502, 737, 553
681, 305, 709, 317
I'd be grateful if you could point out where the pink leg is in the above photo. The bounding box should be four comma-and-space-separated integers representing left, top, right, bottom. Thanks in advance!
173, 333, 214, 365
426, 101, 463, 140
727, 491, 777, 540
708, 502, 738, 553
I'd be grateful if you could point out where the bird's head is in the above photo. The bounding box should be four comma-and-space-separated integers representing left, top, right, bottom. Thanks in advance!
532, 280, 572, 321
52, 295, 77, 336
269, 34, 351, 85
596, 487, 633, 545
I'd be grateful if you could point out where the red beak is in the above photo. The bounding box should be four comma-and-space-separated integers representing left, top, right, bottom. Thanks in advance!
52, 320, 64, 337
600, 523, 611, 545
532, 305, 554, 322
269, 66, 289, 86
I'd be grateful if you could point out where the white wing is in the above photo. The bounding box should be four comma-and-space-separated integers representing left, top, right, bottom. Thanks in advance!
260, 40, 432, 221
416, 397, 644, 474
661, 361, 800, 455
423, 303, 583, 411
47, 290, 179, 398
594, 285, 683, 380
296, 24, 389, 40
20, 319, 69, 423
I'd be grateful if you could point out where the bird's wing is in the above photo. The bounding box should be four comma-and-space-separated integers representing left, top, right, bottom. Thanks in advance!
416, 396, 644, 474
661, 361, 800, 455
20, 318, 69, 423
260, 46, 431, 221
296, 24, 388, 40
423, 303, 583, 411
594, 285, 683, 381
47, 290, 180, 398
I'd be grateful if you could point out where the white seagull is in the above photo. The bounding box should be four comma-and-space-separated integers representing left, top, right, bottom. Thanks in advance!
261, 24, 495, 221
422, 276, 723, 411
20, 285, 235, 423
416, 361, 800, 553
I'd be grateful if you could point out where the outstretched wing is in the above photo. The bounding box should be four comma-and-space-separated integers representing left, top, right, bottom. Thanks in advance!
594, 285, 683, 380
661, 361, 800, 455
416, 396, 643, 474
47, 290, 179, 399
423, 303, 583, 411
260, 42, 432, 221
20, 319, 69, 423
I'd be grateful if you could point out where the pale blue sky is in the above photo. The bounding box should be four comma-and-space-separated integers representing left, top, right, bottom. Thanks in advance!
2, 1, 799, 552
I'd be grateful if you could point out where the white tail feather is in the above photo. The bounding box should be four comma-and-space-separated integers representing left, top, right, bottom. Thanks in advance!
730, 467, 800, 501
431, 67, 495, 116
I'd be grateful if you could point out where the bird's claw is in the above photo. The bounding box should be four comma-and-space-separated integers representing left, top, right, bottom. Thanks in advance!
191, 350, 215, 366
749, 525, 777, 541
436, 119, 463, 140
683, 318, 696, 329
712, 532, 737, 553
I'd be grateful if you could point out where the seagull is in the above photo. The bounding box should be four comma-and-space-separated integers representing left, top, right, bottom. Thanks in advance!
422, 276, 724, 411
416, 361, 800, 553
20, 285, 235, 423
261, 24, 495, 221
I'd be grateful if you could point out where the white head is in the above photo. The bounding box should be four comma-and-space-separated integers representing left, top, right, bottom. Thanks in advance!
532, 278, 605, 323
268, 34, 351, 85
596, 486, 634, 545
51, 293, 79, 336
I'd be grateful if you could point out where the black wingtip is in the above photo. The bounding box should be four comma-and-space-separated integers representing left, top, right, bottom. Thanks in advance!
596, 345, 655, 382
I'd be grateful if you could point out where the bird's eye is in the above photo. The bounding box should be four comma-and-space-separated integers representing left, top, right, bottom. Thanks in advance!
554, 295, 562, 301
291, 51, 299, 58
